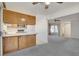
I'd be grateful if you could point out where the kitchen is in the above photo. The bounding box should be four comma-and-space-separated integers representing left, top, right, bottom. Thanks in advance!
2, 9, 36, 55
1, 2, 48, 56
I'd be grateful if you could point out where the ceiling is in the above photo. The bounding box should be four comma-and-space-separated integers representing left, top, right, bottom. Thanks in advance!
5, 2, 79, 16
48, 13, 79, 24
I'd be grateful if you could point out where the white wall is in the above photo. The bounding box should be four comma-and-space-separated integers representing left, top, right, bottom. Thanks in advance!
0, 6, 1, 54
57, 13, 79, 39
71, 19, 79, 38
0, 3, 3, 55
36, 15, 48, 45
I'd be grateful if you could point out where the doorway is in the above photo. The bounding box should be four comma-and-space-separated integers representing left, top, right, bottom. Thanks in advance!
60, 22, 71, 38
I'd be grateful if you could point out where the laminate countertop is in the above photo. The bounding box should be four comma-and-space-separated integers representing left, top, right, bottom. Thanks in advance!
2, 32, 36, 37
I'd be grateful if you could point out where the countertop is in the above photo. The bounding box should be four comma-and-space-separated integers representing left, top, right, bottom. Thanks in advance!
2, 32, 36, 37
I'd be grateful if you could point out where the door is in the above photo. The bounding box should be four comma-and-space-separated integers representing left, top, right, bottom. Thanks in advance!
3, 37, 18, 54
64, 22, 71, 37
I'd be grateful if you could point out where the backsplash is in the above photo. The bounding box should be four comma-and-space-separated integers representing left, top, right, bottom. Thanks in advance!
3, 24, 35, 34
26, 25, 35, 33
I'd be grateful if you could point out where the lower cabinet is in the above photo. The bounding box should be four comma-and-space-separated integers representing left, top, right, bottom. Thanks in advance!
27, 35, 36, 47
3, 35, 36, 54
19, 35, 36, 49
19, 36, 29, 49
3, 36, 18, 54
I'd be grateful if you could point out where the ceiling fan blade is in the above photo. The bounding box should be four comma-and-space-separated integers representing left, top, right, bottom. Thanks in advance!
32, 2, 39, 5
3, 2, 6, 9
54, 19, 60, 22
45, 5, 49, 9
57, 2, 63, 3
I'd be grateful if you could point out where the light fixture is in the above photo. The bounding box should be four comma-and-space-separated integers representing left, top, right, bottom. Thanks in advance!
45, 2, 50, 5
21, 18, 25, 22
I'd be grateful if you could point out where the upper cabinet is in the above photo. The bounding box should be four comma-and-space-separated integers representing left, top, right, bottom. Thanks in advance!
3, 10, 18, 24
28, 15, 36, 25
3, 9, 36, 25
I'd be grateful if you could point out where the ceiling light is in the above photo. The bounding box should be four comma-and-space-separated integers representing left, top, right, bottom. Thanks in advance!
45, 2, 50, 5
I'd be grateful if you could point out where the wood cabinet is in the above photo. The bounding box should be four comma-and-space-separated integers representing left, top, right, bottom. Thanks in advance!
19, 35, 36, 49
27, 35, 36, 47
28, 16, 36, 25
16, 13, 29, 24
3, 10, 18, 24
3, 9, 36, 25
3, 36, 18, 54
3, 35, 36, 54
19, 36, 29, 49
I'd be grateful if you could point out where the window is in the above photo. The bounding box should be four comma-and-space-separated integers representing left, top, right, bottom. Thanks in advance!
54, 25, 58, 33
50, 25, 58, 33
50, 25, 54, 33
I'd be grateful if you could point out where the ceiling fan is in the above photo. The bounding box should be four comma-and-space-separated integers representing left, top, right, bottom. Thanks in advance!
32, 2, 63, 9
54, 19, 60, 22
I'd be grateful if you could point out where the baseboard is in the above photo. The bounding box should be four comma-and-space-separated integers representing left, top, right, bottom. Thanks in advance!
62, 37, 79, 39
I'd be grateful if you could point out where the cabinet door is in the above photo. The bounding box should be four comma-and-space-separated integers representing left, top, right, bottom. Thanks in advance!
3, 37, 18, 54
19, 36, 29, 49
16, 13, 29, 24
28, 16, 36, 25
3, 9, 36, 25
19, 35, 36, 49
17, 14, 36, 25
3, 10, 18, 24
27, 35, 36, 47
